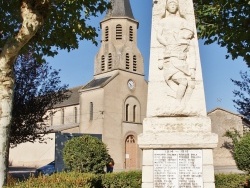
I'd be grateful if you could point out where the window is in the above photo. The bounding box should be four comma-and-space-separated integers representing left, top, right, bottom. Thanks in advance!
126, 104, 129, 121
105, 26, 109, 41
124, 97, 141, 123
126, 53, 130, 70
133, 55, 137, 71
116, 24, 122, 40
61, 108, 64, 125
108, 53, 112, 69
126, 135, 135, 143
133, 105, 137, 122
129, 26, 133, 41
90, 102, 93, 120
101, 55, 105, 71
74, 107, 77, 123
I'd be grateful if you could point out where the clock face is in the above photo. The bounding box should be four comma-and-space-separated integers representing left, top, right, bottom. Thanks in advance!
127, 79, 135, 90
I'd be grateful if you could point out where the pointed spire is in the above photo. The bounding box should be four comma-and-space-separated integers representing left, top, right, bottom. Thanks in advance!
105, 0, 135, 20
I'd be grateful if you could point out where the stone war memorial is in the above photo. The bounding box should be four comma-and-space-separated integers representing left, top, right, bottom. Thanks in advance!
138, 0, 218, 187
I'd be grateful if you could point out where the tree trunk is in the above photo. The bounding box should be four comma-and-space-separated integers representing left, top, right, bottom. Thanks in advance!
0, 1, 45, 186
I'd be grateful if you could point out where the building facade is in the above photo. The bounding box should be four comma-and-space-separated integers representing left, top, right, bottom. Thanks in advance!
208, 108, 250, 173
78, 0, 147, 170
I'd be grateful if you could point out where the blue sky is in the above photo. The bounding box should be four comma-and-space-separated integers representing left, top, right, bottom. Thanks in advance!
46, 0, 248, 114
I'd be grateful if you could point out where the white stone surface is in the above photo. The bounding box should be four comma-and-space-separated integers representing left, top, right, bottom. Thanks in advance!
202, 149, 214, 165
203, 183, 216, 188
146, 0, 207, 117
203, 165, 215, 183
141, 183, 154, 188
143, 117, 211, 133
139, 0, 218, 187
142, 149, 153, 166
138, 132, 218, 149
142, 166, 154, 183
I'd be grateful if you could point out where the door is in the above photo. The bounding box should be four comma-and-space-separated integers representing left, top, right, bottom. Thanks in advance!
125, 135, 137, 169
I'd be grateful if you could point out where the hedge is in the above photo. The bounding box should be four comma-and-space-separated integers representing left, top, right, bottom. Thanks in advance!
6, 171, 250, 188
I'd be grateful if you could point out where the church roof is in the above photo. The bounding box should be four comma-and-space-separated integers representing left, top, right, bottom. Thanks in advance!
104, 0, 135, 20
54, 86, 82, 108
81, 76, 111, 90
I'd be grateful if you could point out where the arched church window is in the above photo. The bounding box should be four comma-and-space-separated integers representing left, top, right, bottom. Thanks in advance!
105, 26, 109, 41
133, 105, 137, 122
129, 26, 133, 41
90, 102, 93, 120
126, 104, 129, 121
126, 53, 130, 70
101, 55, 105, 71
61, 108, 64, 125
124, 97, 141, 123
108, 53, 112, 69
126, 135, 135, 143
133, 55, 137, 71
116, 24, 122, 40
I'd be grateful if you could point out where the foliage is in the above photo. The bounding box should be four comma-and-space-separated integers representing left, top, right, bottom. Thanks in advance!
194, 0, 250, 65
5, 172, 101, 188
232, 71, 250, 120
10, 52, 70, 147
63, 135, 109, 174
215, 173, 250, 188
0, 0, 111, 61
8, 172, 250, 188
5, 171, 142, 188
224, 129, 250, 173
101, 171, 142, 188
233, 133, 250, 173
223, 128, 242, 152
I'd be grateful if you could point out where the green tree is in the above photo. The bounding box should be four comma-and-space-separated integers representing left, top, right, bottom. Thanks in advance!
63, 135, 109, 174
231, 71, 250, 120
194, 0, 250, 65
10, 52, 70, 147
0, 1, 110, 186
225, 129, 250, 173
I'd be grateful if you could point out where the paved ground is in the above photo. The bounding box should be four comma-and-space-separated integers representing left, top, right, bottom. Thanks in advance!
8, 166, 36, 181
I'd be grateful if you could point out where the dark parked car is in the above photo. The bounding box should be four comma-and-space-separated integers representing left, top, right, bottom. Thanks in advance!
34, 161, 56, 177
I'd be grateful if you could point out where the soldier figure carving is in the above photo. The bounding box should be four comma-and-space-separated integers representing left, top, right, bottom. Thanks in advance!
157, 0, 196, 111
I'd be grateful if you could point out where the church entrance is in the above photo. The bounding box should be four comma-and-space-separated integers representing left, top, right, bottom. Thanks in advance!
125, 135, 137, 169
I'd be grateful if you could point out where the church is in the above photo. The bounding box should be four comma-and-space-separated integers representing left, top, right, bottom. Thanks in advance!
20, 0, 148, 171
9, 0, 250, 174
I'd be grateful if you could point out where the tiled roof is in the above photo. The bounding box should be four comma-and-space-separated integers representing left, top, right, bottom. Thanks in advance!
207, 107, 240, 117
54, 86, 82, 108
81, 76, 111, 90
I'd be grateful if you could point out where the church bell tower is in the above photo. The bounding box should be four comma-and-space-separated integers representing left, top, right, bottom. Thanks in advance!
79, 0, 147, 171
94, 0, 144, 76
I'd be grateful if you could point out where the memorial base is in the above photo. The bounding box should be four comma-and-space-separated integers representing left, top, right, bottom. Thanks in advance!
138, 117, 218, 188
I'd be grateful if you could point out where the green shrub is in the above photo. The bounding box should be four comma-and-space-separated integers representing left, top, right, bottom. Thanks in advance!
63, 135, 109, 174
101, 171, 142, 188
7, 172, 101, 188
234, 133, 250, 173
6, 171, 142, 188
215, 173, 249, 188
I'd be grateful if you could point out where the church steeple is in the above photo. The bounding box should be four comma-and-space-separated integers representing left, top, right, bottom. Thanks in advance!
94, 0, 144, 76
104, 0, 135, 20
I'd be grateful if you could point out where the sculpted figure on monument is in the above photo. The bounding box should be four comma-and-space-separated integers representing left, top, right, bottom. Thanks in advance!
157, 0, 196, 111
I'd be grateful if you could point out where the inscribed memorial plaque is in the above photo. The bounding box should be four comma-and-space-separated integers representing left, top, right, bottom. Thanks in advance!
154, 150, 203, 188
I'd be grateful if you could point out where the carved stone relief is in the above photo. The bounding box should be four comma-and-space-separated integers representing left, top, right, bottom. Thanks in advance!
156, 0, 197, 114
